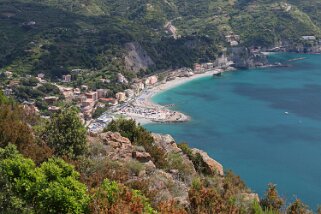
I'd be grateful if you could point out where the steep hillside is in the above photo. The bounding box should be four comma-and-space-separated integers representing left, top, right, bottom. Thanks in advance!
0, 0, 320, 79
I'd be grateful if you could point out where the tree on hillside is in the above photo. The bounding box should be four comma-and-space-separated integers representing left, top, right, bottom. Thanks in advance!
105, 119, 168, 168
0, 91, 9, 105
43, 107, 87, 157
286, 199, 312, 214
0, 144, 90, 213
89, 178, 155, 214
260, 183, 284, 212
0, 103, 52, 164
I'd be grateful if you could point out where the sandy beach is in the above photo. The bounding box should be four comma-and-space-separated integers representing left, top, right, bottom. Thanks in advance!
128, 69, 222, 124
89, 69, 230, 132
145, 70, 219, 104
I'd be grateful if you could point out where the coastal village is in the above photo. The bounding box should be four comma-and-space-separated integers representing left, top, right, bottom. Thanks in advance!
1, 33, 319, 133
1, 55, 235, 133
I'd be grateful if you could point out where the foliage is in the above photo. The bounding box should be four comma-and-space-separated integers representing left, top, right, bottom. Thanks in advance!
0, 103, 52, 164
126, 159, 144, 176
0, 91, 10, 105
157, 200, 187, 214
71, 155, 130, 188
106, 119, 168, 169
222, 170, 248, 198
260, 183, 284, 212
1, 0, 320, 85
42, 107, 87, 157
178, 143, 212, 175
92, 106, 107, 119
286, 199, 312, 214
89, 178, 156, 214
21, 77, 39, 86
0, 144, 90, 213
188, 180, 240, 214
166, 152, 195, 183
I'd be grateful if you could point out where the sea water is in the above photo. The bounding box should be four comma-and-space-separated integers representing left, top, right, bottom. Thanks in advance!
144, 53, 321, 209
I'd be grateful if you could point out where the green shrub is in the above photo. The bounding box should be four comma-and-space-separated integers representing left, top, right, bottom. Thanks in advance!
106, 119, 168, 169
0, 144, 90, 214
42, 107, 87, 158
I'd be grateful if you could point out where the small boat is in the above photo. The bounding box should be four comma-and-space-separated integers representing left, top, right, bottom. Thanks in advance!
284, 112, 289, 115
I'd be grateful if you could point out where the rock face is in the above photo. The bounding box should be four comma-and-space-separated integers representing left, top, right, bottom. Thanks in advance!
99, 131, 133, 161
148, 170, 190, 206
132, 151, 151, 162
241, 193, 260, 202
124, 42, 155, 72
228, 47, 268, 68
100, 131, 131, 149
90, 131, 259, 208
192, 148, 224, 176
152, 133, 182, 154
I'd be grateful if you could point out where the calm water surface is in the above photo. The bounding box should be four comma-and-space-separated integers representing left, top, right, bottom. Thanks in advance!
145, 53, 321, 208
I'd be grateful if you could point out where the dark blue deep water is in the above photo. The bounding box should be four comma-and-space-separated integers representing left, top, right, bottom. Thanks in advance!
145, 53, 321, 209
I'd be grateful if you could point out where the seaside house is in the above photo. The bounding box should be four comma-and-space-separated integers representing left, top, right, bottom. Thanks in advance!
85, 92, 98, 102
81, 99, 95, 107
62, 87, 74, 100
44, 96, 59, 105
194, 63, 202, 72
97, 89, 108, 99
37, 73, 45, 79
48, 106, 61, 113
164, 22, 177, 38
3, 88, 12, 96
145, 75, 158, 86
225, 34, 240, 46
62, 74, 72, 82
115, 92, 127, 102
204, 63, 214, 70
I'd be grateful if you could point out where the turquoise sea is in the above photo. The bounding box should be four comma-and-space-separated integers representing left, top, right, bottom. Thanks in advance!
144, 53, 321, 209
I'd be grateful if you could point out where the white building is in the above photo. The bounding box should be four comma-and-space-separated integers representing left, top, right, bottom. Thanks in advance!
115, 92, 127, 102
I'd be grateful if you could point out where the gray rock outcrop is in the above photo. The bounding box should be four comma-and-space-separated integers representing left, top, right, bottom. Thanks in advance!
124, 42, 155, 72
191, 148, 224, 176
228, 47, 268, 68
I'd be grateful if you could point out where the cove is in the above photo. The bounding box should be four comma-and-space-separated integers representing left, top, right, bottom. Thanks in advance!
144, 53, 321, 209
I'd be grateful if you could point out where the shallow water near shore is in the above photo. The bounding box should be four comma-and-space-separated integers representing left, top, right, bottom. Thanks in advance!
144, 53, 321, 209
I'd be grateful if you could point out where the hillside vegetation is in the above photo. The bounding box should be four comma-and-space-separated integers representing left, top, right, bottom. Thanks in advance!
0, 0, 321, 79
0, 91, 319, 213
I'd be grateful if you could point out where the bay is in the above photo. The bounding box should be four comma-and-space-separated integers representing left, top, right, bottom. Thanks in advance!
144, 53, 321, 209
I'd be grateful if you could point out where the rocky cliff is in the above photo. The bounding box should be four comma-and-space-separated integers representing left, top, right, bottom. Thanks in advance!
124, 42, 155, 72
227, 47, 268, 68
88, 130, 258, 208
